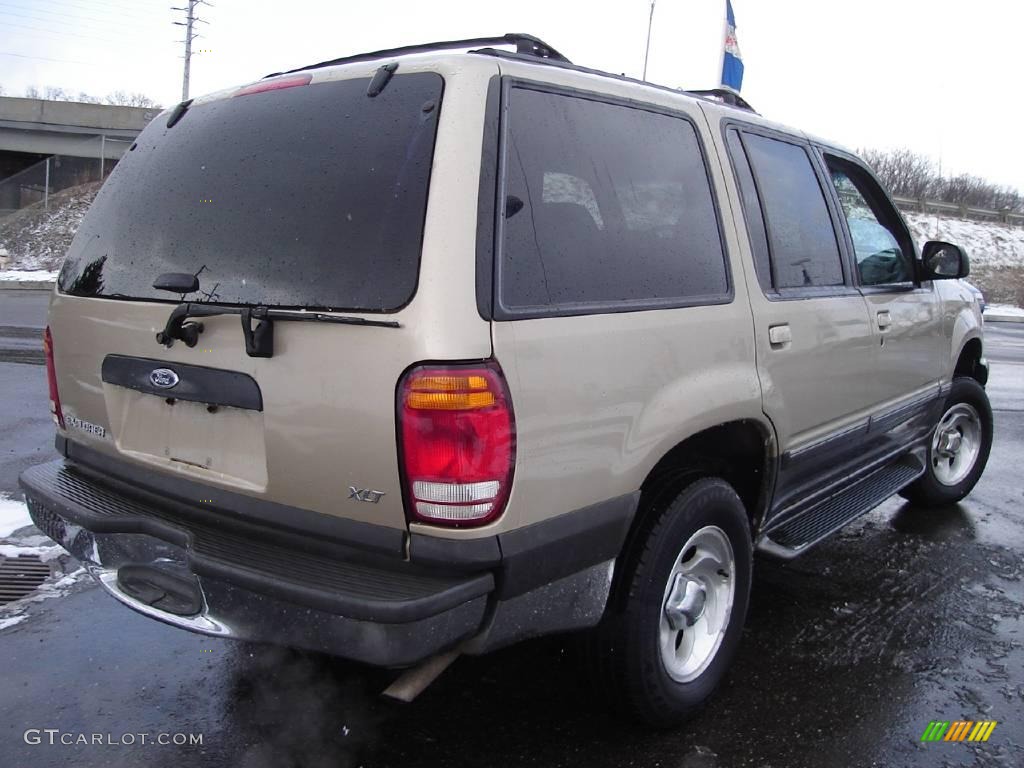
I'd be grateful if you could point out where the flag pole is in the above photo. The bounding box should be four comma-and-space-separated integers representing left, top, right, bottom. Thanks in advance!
642, 0, 656, 81
719, 1, 729, 88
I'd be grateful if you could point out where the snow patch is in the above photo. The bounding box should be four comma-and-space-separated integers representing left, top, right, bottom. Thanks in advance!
37, 567, 86, 592
0, 269, 58, 282
0, 567, 89, 629
0, 543, 65, 561
0, 615, 27, 631
0, 494, 33, 537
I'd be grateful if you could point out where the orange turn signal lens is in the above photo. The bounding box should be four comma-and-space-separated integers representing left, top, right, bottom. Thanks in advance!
406, 391, 495, 410
408, 375, 489, 393
405, 373, 495, 410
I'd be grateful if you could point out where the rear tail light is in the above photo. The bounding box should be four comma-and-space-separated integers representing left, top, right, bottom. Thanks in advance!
43, 326, 64, 429
398, 363, 515, 527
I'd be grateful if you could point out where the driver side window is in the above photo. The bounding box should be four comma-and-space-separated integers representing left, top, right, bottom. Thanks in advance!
826, 159, 914, 286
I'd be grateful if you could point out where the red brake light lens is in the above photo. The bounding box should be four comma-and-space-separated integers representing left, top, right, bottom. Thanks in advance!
398, 363, 515, 527
43, 326, 64, 429
234, 73, 312, 98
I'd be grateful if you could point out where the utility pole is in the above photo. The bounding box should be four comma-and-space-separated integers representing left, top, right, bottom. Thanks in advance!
642, 0, 657, 81
172, 0, 208, 102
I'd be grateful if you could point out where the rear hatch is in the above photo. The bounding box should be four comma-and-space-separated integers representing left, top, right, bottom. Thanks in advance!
47, 69, 450, 533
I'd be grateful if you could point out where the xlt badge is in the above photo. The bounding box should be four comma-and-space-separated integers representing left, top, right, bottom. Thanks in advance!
349, 487, 386, 504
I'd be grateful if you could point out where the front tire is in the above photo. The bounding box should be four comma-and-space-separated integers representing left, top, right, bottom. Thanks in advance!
900, 376, 993, 507
592, 477, 752, 727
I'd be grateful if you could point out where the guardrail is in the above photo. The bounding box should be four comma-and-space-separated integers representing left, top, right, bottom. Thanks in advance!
892, 196, 1024, 226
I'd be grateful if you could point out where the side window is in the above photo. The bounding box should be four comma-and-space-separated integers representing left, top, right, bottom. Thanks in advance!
499, 87, 729, 313
825, 158, 914, 286
725, 129, 771, 290
741, 133, 845, 289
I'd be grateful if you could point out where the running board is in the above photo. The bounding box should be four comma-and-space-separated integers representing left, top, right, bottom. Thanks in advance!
757, 455, 924, 559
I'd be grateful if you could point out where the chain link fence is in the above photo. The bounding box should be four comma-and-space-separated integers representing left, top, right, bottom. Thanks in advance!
0, 134, 132, 220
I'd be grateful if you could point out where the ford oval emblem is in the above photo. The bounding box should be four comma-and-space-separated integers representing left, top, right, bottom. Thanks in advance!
149, 368, 180, 389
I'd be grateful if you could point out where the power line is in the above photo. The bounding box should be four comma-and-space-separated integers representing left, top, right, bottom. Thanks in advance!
0, 7, 155, 36
77, 0, 165, 15
0, 1, 159, 32
0, 19, 124, 46
42, 0, 159, 21
0, 50, 104, 66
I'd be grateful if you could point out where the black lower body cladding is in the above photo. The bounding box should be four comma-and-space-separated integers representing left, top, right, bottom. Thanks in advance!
19, 439, 638, 666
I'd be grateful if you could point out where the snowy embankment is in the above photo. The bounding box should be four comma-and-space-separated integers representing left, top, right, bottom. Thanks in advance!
902, 213, 1024, 309
986, 304, 1024, 318
0, 181, 100, 274
904, 212, 1024, 270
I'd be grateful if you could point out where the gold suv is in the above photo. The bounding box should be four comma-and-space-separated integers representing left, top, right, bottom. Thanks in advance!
20, 35, 990, 726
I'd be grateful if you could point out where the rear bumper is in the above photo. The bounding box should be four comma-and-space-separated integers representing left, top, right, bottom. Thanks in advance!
20, 446, 639, 665
19, 459, 491, 666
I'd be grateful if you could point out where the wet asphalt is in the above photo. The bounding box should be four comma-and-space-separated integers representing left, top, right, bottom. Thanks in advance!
0, 307, 1022, 767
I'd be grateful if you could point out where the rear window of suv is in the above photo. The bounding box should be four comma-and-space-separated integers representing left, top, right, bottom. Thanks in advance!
59, 73, 443, 311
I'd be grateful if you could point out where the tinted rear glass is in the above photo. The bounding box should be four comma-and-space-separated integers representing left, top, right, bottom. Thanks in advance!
59, 73, 443, 311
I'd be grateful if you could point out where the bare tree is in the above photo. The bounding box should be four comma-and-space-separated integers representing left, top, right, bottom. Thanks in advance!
21, 85, 160, 109
860, 147, 937, 199
105, 90, 160, 108
43, 86, 72, 101
0, 84, 6, 97
861, 147, 1023, 213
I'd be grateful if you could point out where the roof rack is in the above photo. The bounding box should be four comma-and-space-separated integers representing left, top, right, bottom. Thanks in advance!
266, 33, 570, 78
470, 47, 759, 115
264, 34, 758, 115
688, 88, 756, 113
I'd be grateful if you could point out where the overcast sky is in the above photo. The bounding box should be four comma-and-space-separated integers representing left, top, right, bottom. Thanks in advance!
1, 0, 1020, 189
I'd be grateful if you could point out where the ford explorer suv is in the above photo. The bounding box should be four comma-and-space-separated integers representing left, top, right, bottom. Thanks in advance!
20, 34, 991, 726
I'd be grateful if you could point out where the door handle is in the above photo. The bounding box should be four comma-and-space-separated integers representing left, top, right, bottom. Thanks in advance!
768, 324, 792, 347
876, 310, 892, 330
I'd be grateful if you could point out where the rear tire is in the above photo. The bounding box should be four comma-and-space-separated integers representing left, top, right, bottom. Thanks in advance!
900, 376, 993, 507
591, 477, 752, 728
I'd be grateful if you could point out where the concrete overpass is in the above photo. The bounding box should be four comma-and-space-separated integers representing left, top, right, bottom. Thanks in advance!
0, 97, 158, 163
0, 97, 160, 214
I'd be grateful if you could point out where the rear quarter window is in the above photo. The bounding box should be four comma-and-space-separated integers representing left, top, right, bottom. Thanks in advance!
496, 86, 729, 317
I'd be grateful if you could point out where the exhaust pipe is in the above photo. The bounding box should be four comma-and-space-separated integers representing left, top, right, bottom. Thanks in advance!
381, 644, 464, 703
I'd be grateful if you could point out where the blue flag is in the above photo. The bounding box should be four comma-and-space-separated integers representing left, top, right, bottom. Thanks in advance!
721, 0, 744, 91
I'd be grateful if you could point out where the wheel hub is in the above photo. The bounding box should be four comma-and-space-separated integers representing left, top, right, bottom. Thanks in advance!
935, 427, 963, 457
664, 574, 707, 631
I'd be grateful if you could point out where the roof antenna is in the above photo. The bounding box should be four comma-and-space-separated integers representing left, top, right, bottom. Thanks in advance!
642, 1, 657, 81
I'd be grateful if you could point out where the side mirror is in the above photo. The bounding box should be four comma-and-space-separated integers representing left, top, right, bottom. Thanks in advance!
921, 241, 969, 280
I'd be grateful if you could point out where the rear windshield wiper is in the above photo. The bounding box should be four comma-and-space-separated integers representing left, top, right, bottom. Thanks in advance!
156, 302, 400, 358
